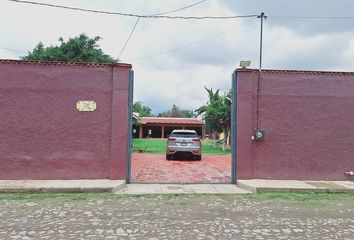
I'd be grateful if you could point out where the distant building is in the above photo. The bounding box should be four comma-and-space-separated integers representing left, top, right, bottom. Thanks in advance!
135, 117, 205, 139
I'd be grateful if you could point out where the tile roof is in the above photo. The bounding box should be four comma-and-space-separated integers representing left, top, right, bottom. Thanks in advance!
0, 59, 132, 68
235, 68, 354, 76
140, 117, 204, 125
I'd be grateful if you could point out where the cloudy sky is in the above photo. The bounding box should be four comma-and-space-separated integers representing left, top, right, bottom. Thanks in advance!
1, 0, 353, 114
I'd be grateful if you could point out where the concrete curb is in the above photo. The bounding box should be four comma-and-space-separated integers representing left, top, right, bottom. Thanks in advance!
237, 180, 354, 193
236, 181, 256, 192
0, 180, 126, 193
113, 184, 251, 195
1, 180, 353, 194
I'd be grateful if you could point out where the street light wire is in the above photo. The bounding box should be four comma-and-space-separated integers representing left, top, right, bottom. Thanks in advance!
152, 0, 208, 16
0, 46, 27, 53
1, 19, 256, 60
118, 17, 140, 59
125, 18, 256, 62
7, 0, 257, 20
117, 1, 210, 59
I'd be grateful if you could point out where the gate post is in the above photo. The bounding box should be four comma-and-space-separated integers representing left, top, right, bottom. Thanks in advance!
231, 71, 238, 184
110, 65, 131, 180
126, 70, 134, 183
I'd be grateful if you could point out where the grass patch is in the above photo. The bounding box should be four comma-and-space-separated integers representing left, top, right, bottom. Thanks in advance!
246, 192, 354, 208
132, 139, 231, 155
0, 193, 209, 202
202, 140, 231, 155
0, 193, 137, 201
1, 192, 354, 205
246, 192, 354, 201
132, 139, 167, 154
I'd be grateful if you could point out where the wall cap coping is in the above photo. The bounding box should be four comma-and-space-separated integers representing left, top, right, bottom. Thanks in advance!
235, 68, 354, 76
0, 59, 132, 69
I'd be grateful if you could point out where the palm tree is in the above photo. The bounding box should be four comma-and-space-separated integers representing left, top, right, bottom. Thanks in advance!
195, 87, 231, 150
196, 87, 221, 147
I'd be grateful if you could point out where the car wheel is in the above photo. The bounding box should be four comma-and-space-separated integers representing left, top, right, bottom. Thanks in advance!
195, 155, 201, 161
166, 154, 171, 160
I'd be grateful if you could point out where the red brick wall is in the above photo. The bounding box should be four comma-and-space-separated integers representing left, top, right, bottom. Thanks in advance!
236, 69, 354, 180
0, 60, 131, 180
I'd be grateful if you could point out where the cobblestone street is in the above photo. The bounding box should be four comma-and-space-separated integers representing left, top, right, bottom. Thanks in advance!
0, 194, 353, 239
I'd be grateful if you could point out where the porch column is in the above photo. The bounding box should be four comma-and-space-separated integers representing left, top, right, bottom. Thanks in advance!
202, 124, 206, 139
161, 125, 165, 138
139, 125, 143, 138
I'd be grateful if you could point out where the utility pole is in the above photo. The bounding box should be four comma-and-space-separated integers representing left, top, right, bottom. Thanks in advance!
258, 12, 267, 71
255, 12, 267, 133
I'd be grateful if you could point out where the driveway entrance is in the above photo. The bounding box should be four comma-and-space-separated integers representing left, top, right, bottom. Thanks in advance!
126, 72, 237, 184
131, 153, 231, 183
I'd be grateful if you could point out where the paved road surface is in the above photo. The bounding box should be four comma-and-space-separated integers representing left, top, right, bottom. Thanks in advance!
132, 153, 231, 183
0, 194, 353, 239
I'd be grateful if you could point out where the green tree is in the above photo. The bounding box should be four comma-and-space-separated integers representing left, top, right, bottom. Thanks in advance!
195, 87, 231, 149
195, 88, 221, 141
219, 90, 232, 149
22, 34, 116, 63
181, 109, 196, 118
133, 101, 154, 117
158, 104, 187, 118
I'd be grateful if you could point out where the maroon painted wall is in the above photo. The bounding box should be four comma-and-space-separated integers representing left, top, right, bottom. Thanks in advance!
236, 69, 354, 180
0, 60, 132, 180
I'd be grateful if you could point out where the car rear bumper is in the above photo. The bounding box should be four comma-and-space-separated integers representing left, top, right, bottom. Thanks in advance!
167, 147, 201, 156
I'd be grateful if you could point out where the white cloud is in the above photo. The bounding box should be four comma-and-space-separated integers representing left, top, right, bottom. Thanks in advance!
262, 26, 354, 70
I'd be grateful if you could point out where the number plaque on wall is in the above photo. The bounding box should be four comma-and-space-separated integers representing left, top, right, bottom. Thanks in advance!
76, 101, 97, 112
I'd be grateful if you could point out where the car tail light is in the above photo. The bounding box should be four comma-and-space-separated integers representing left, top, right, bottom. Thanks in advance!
168, 138, 176, 141
192, 138, 200, 142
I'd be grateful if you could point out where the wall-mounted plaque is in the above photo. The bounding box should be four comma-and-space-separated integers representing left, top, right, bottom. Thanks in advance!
76, 101, 97, 112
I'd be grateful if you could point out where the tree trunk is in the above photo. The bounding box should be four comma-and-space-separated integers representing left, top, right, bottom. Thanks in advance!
213, 131, 217, 148
223, 126, 228, 151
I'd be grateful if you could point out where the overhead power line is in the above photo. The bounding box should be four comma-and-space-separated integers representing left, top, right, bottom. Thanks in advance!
118, 17, 140, 59
117, 0, 208, 58
7, 0, 257, 20
0, 19, 256, 61
152, 0, 208, 16
125, 18, 256, 62
0, 46, 27, 53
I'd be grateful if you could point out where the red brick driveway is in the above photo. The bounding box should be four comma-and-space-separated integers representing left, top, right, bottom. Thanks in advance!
131, 153, 231, 183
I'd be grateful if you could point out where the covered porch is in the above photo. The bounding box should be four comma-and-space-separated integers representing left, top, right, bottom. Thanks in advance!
138, 117, 205, 139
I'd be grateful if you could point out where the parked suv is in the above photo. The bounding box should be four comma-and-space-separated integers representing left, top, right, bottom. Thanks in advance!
166, 129, 201, 160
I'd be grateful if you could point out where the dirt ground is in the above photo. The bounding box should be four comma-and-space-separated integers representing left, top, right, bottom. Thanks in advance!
131, 153, 231, 183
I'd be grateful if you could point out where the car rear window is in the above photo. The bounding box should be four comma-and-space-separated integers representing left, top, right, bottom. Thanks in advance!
171, 132, 198, 138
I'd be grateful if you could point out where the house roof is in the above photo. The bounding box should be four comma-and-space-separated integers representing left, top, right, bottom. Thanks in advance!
0, 59, 132, 68
140, 117, 204, 125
